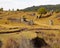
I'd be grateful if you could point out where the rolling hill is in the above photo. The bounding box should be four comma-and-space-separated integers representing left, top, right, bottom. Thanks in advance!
22, 4, 60, 11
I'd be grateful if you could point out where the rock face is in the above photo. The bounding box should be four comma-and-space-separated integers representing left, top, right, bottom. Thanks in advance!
31, 37, 49, 48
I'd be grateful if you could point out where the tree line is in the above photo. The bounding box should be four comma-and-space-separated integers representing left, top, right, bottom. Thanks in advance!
0, 4, 60, 13
23, 4, 60, 12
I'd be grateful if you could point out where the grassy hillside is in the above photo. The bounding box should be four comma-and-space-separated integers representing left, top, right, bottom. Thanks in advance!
22, 4, 60, 12
0, 11, 60, 48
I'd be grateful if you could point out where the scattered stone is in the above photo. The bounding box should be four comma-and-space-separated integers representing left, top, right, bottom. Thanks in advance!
27, 13, 36, 16
49, 20, 53, 25
28, 20, 34, 25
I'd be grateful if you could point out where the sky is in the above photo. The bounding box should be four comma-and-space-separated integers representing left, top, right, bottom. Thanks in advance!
0, 0, 60, 10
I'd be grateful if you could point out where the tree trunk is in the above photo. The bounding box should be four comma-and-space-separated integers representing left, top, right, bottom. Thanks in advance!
39, 14, 42, 18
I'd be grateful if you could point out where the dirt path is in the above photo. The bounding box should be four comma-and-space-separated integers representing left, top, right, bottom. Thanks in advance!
0, 28, 60, 34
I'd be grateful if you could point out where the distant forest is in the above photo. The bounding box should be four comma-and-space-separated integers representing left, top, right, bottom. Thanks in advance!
22, 4, 60, 12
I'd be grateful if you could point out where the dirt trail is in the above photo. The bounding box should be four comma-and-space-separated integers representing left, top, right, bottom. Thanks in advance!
0, 28, 60, 34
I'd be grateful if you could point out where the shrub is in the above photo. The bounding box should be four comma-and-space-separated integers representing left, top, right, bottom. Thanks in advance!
37, 7, 47, 18
0, 8, 3, 11
55, 9, 60, 13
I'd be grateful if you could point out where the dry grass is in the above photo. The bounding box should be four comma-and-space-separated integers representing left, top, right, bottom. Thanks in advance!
0, 11, 60, 48
5, 36, 34, 48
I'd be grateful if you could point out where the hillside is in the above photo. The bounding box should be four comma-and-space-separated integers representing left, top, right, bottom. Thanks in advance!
23, 4, 60, 11
0, 10, 60, 48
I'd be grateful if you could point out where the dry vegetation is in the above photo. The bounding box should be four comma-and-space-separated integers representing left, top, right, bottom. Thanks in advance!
0, 11, 60, 48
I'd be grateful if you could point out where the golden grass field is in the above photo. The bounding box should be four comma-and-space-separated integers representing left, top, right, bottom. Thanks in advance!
0, 11, 60, 48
